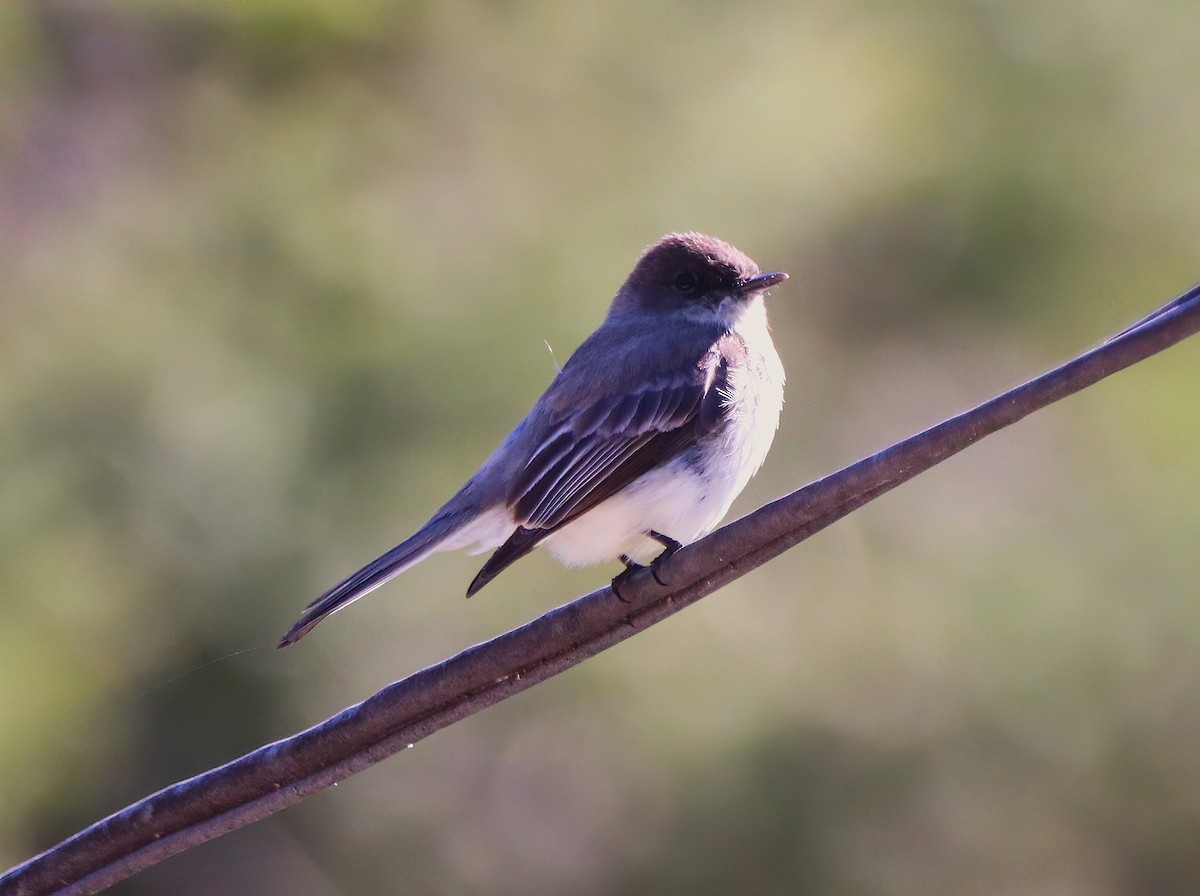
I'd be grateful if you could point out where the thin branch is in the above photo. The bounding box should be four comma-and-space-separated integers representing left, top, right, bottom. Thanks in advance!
4, 283, 1199, 896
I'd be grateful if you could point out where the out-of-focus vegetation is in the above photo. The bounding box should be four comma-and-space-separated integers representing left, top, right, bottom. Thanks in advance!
2, 1, 1199, 893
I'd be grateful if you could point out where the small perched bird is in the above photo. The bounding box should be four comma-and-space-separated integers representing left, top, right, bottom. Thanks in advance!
280, 232, 787, 646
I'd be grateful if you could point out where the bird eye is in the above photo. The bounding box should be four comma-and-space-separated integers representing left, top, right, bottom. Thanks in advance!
673, 271, 697, 292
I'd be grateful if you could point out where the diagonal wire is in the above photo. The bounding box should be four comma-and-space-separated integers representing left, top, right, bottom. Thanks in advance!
3, 282, 1199, 896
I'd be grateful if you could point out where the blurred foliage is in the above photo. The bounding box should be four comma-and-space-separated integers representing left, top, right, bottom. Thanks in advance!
2, 0, 1199, 893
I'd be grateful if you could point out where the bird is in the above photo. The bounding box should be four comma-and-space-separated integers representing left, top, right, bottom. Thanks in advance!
279, 232, 787, 646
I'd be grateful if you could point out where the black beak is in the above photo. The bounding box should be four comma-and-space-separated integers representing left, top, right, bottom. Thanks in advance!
737, 271, 788, 293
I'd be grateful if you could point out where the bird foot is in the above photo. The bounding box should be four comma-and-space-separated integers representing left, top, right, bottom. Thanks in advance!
610, 531, 682, 599
648, 530, 683, 555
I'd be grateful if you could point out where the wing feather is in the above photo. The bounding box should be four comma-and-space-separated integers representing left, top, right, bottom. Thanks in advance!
466, 337, 744, 597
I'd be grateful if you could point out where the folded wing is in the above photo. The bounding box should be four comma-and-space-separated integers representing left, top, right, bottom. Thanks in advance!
466, 340, 737, 595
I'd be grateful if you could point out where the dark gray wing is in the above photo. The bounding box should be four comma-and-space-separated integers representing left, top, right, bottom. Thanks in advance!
466, 336, 740, 596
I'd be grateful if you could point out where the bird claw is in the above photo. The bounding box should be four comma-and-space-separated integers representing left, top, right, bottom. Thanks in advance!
610, 532, 681, 598
612, 561, 636, 603
647, 531, 681, 586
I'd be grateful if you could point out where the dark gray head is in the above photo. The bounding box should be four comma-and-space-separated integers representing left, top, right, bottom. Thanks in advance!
611, 232, 787, 316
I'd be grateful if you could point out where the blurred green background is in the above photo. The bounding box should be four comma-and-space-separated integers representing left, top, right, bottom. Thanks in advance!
3, 1, 1199, 893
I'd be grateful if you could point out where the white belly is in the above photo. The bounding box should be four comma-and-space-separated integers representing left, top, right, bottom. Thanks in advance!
543, 366, 782, 565
541, 460, 721, 564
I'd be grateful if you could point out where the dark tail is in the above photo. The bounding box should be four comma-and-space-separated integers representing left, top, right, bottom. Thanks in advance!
465, 526, 550, 597
279, 513, 466, 647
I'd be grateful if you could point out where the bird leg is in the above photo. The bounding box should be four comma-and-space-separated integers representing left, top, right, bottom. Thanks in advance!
611, 554, 638, 602
648, 530, 682, 554
645, 530, 681, 586
611, 531, 682, 599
